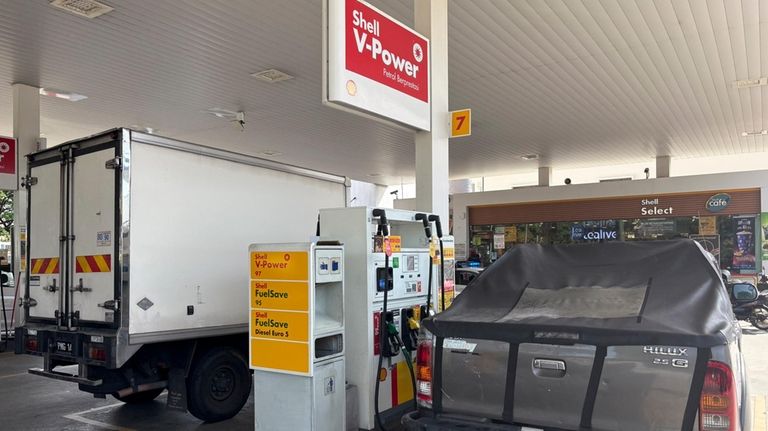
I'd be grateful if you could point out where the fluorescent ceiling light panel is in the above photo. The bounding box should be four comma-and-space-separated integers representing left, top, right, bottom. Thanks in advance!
735, 77, 768, 88
250, 69, 294, 83
521, 154, 539, 161
741, 130, 768, 137
49, 0, 113, 19
39, 87, 88, 102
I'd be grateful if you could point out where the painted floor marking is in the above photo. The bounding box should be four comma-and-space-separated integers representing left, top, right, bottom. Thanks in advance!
63, 402, 136, 431
0, 372, 29, 380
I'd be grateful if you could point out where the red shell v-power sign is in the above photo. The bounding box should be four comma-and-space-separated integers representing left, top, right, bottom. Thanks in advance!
324, 0, 431, 131
345, 0, 428, 103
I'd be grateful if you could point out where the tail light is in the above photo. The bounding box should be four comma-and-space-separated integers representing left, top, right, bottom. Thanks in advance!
25, 337, 38, 352
416, 337, 433, 408
700, 360, 738, 431
88, 346, 107, 362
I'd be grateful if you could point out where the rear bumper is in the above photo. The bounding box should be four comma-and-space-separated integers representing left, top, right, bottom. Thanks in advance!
402, 411, 523, 430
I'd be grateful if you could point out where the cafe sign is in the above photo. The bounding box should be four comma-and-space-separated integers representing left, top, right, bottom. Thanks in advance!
705, 193, 731, 213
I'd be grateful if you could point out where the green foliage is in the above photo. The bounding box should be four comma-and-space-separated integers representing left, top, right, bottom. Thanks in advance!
0, 191, 12, 241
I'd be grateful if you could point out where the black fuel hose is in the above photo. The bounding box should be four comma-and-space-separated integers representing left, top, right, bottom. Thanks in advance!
428, 215, 446, 311
415, 214, 433, 318
0, 276, 7, 351
372, 209, 390, 431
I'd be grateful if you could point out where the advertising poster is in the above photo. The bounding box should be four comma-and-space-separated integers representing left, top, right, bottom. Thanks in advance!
505, 226, 517, 242
732, 216, 756, 271
690, 234, 720, 263
699, 216, 717, 235
762, 213, 768, 274
493, 233, 505, 250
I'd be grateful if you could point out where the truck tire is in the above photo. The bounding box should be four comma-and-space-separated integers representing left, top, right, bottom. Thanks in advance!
114, 388, 164, 404
187, 347, 251, 422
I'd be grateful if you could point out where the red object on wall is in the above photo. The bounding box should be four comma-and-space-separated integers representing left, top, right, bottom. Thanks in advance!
0, 136, 16, 175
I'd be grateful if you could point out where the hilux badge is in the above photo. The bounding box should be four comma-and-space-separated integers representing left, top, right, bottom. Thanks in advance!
643, 346, 688, 356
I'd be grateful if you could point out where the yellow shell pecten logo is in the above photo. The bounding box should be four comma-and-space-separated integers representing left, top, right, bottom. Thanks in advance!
346, 79, 357, 96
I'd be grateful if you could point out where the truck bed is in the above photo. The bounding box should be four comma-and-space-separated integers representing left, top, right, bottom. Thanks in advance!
420, 241, 743, 431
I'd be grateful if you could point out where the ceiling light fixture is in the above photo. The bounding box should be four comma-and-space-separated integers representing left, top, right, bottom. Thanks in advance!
521, 154, 539, 161
250, 69, 294, 83
49, 0, 114, 19
741, 130, 768, 137
39, 87, 88, 102
367, 173, 382, 177
735, 77, 768, 88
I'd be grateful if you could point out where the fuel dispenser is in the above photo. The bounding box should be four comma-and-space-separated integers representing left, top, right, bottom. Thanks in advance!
248, 242, 345, 431
319, 207, 436, 430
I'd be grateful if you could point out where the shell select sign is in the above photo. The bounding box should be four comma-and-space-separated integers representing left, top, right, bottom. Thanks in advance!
325, 0, 431, 131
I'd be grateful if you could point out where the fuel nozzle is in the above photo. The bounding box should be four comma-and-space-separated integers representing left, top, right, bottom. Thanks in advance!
415, 213, 431, 239
372, 208, 389, 236
428, 214, 443, 238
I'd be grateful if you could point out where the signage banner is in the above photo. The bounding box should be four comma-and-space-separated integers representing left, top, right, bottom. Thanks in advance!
325, 0, 430, 130
690, 234, 720, 263
0, 136, 17, 190
762, 213, 768, 274
493, 233, 505, 250
732, 216, 756, 271
699, 216, 717, 235
571, 224, 618, 241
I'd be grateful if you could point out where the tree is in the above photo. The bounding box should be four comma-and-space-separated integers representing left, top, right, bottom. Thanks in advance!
0, 191, 12, 241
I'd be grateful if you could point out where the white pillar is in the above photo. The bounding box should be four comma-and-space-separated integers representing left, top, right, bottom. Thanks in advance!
414, 0, 449, 224
656, 155, 671, 178
12, 83, 40, 326
538, 166, 552, 187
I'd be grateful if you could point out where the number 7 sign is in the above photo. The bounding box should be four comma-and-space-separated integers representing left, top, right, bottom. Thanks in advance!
450, 109, 471, 138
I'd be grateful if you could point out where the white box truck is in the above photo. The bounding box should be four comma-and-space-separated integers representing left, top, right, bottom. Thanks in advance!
15, 129, 347, 421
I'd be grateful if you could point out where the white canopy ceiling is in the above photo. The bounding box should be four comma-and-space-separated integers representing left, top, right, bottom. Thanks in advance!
0, 0, 764, 184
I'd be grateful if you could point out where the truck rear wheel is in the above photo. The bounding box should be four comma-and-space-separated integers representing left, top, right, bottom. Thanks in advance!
114, 388, 164, 404
187, 347, 251, 422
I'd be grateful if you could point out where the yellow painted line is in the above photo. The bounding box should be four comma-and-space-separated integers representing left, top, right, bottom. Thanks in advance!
754, 394, 767, 431
0, 372, 29, 380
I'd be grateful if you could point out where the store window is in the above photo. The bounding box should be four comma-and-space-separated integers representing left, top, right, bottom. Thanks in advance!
468, 214, 760, 273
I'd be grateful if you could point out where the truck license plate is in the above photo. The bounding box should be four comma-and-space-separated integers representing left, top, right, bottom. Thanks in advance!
56, 341, 72, 353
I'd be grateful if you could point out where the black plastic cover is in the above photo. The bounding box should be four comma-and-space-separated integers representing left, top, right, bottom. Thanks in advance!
423, 240, 732, 347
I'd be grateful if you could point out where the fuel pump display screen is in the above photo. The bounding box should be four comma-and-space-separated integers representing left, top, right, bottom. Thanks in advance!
404, 255, 418, 273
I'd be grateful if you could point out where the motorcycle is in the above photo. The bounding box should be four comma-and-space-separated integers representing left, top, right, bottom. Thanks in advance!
728, 281, 768, 330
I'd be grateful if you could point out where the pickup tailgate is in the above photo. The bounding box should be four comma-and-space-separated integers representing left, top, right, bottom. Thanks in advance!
440, 338, 698, 431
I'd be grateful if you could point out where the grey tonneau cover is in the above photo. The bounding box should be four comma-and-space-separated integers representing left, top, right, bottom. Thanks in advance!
424, 240, 732, 347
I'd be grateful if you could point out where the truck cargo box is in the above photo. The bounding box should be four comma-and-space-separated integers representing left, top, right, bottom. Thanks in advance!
23, 128, 347, 367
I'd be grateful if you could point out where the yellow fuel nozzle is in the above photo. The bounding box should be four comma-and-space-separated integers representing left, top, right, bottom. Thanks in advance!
408, 317, 420, 331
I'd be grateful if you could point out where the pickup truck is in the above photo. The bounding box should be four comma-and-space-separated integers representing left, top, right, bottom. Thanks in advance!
404, 240, 751, 431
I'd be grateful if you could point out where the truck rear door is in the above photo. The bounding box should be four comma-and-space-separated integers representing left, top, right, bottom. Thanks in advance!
26, 133, 121, 329
27, 151, 63, 323
440, 339, 699, 431
69, 145, 119, 325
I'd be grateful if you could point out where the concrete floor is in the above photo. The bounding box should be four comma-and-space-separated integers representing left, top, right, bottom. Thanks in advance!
1, 328, 767, 430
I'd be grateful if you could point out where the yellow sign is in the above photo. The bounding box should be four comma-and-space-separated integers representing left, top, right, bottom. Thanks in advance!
699, 216, 717, 235
450, 109, 471, 138
251, 310, 308, 342
505, 226, 518, 242
251, 251, 308, 280
443, 246, 455, 260
251, 280, 309, 311
251, 338, 309, 374
389, 236, 402, 253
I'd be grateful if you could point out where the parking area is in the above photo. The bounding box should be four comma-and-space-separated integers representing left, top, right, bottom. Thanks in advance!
743, 324, 768, 431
